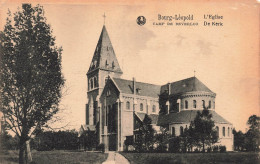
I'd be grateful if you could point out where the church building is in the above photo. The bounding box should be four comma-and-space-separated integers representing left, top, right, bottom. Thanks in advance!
83, 25, 233, 152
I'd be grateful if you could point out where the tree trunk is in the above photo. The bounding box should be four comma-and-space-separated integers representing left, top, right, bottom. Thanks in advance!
26, 140, 32, 163
19, 141, 25, 164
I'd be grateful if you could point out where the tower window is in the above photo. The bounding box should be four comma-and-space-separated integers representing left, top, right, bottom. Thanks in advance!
223, 127, 225, 137
90, 78, 94, 89
126, 101, 130, 110
228, 127, 230, 137
185, 100, 188, 109
140, 103, 143, 111
202, 100, 205, 109
94, 76, 98, 88
106, 89, 111, 96
89, 79, 91, 90
152, 105, 156, 113
105, 60, 108, 66
209, 101, 211, 109
112, 61, 115, 69
193, 100, 197, 109
213, 101, 215, 109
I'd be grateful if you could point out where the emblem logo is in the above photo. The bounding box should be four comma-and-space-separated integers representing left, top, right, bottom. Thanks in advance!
136, 16, 146, 26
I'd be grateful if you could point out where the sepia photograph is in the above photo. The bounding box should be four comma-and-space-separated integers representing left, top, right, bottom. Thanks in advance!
0, 0, 259, 163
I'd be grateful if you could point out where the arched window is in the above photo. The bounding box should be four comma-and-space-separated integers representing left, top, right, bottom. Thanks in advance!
185, 100, 188, 109
209, 101, 212, 109
193, 100, 197, 109
89, 79, 91, 90
90, 78, 94, 89
202, 100, 205, 108
152, 105, 156, 113
140, 103, 143, 111
216, 126, 219, 137
112, 61, 115, 69
105, 60, 108, 66
213, 101, 215, 109
180, 126, 184, 136
126, 101, 130, 110
172, 127, 175, 136
223, 127, 225, 137
94, 76, 98, 88
228, 127, 230, 137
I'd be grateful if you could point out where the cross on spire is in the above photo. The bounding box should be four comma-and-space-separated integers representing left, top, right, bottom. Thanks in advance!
103, 13, 106, 25
194, 70, 196, 77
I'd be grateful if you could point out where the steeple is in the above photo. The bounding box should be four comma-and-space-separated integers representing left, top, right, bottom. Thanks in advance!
88, 25, 123, 74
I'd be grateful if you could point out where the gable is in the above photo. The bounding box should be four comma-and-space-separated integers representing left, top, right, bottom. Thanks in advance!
100, 77, 120, 99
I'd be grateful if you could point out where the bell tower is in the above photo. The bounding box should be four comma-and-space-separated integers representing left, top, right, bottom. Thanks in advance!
86, 25, 123, 126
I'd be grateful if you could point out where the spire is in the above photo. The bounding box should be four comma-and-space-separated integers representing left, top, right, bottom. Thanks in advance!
88, 25, 123, 74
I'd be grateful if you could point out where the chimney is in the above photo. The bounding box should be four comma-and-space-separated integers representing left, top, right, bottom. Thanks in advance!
167, 82, 171, 95
133, 77, 136, 94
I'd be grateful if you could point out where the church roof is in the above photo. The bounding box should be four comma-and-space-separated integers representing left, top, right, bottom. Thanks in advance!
88, 25, 122, 74
157, 110, 231, 125
112, 78, 161, 98
160, 77, 214, 95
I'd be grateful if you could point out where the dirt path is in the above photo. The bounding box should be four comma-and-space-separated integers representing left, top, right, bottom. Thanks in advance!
102, 151, 130, 164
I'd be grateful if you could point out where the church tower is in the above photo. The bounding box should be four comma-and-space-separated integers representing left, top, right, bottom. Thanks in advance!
86, 25, 123, 126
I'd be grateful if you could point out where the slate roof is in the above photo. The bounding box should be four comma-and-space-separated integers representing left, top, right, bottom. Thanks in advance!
113, 78, 161, 98
160, 77, 214, 95
157, 110, 231, 125
88, 25, 122, 74
135, 112, 159, 125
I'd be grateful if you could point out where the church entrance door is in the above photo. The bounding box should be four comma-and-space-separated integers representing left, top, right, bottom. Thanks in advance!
109, 133, 117, 151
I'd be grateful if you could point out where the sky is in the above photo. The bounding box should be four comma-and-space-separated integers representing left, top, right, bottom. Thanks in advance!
0, 0, 259, 132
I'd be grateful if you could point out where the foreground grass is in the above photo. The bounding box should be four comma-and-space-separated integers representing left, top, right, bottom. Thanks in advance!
0, 150, 108, 164
120, 152, 260, 164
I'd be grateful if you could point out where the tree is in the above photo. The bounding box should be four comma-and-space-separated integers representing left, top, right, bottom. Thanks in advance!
133, 115, 155, 152
142, 115, 155, 151
245, 115, 260, 151
233, 129, 245, 151
155, 127, 170, 152
0, 4, 64, 164
190, 109, 218, 152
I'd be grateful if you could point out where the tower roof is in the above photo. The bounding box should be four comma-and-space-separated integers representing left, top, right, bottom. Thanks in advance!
88, 25, 123, 74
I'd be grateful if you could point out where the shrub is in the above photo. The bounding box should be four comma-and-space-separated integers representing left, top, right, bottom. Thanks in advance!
169, 137, 181, 153
96, 143, 105, 152
219, 145, 226, 153
212, 145, 219, 152
207, 147, 212, 153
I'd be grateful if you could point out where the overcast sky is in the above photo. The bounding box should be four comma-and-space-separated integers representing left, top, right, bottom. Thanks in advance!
0, 0, 259, 132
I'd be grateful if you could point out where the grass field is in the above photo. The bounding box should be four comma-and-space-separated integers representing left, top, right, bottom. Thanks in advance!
120, 152, 260, 164
1, 150, 259, 164
0, 150, 108, 164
